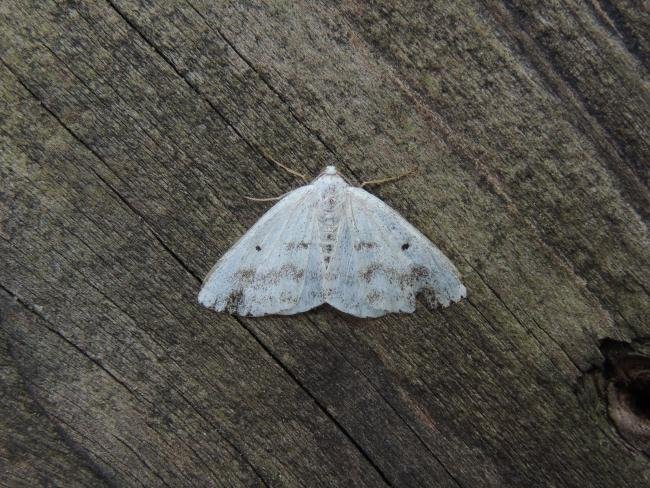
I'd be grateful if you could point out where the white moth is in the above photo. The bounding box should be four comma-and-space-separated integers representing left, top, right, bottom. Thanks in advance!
199, 166, 466, 318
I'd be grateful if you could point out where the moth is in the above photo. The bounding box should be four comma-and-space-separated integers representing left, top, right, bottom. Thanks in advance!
199, 165, 466, 318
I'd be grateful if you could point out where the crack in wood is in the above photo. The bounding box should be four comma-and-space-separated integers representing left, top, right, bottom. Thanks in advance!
232, 315, 394, 487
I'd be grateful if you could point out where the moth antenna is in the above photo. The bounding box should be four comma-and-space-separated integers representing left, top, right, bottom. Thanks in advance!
243, 192, 288, 202
259, 148, 309, 182
360, 167, 419, 188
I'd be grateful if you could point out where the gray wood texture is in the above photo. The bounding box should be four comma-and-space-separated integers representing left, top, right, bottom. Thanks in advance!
1, 1, 648, 486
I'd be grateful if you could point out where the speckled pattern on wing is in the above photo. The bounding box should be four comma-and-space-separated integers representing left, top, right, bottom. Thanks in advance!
198, 167, 466, 317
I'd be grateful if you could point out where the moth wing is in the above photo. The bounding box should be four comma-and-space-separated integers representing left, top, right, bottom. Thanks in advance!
198, 186, 325, 316
326, 187, 466, 317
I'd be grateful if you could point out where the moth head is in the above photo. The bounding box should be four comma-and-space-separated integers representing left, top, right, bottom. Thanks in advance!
313, 165, 351, 186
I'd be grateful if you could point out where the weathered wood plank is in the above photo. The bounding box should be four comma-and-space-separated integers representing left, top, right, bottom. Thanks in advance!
0, 296, 110, 488
1, 0, 648, 486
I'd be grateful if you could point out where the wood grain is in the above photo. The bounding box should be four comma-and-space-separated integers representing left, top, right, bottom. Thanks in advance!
1, 1, 648, 486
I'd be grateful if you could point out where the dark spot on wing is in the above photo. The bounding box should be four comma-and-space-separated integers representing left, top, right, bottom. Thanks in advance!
234, 264, 307, 289
225, 290, 243, 313
402, 243, 410, 250
285, 241, 310, 251
255, 245, 261, 251
361, 263, 381, 282
420, 288, 438, 308
361, 263, 431, 287
398, 265, 430, 287
367, 290, 382, 303
284, 264, 305, 281
261, 264, 305, 284
354, 241, 376, 251
235, 268, 255, 283
411, 265, 429, 280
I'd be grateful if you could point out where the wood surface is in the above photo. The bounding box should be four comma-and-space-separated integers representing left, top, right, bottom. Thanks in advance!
1, 1, 649, 486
